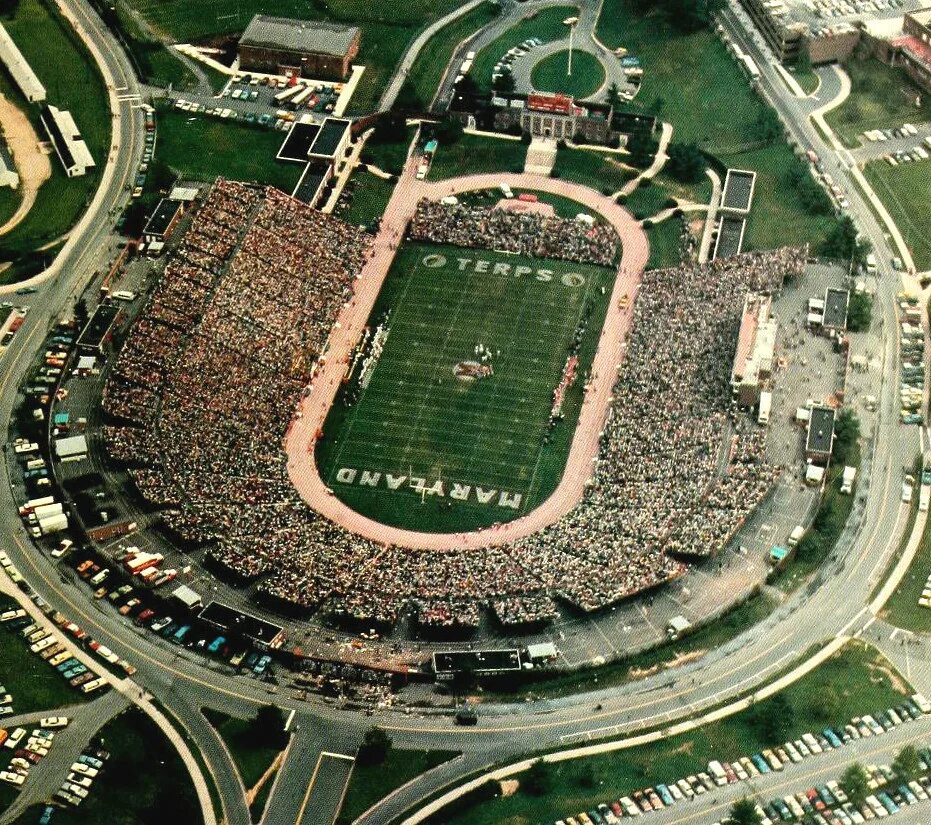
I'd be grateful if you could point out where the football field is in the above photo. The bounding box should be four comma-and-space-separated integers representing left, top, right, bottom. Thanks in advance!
315, 242, 615, 533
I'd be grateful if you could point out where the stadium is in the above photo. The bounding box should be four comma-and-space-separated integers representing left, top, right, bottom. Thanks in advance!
96, 149, 805, 650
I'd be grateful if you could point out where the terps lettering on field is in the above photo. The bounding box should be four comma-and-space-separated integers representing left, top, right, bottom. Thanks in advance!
335, 468, 523, 510
421, 253, 586, 288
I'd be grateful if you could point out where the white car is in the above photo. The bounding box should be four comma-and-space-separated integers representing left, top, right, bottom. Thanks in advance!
67, 773, 93, 788
64, 783, 89, 798
70, 763, 98, 778
0, 770, 25, 785
40, 716, 69, 729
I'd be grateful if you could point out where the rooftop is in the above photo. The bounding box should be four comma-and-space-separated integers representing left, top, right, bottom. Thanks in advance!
240, 14, 359, 58
806, 405, 836, 456
823, 287, 850, 330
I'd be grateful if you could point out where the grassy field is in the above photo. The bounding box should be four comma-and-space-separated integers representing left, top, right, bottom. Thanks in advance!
362, 128, 414, 176
531, 49, 606, 100
0, 0, 110, 258
826, 57, 931, 148
428, 133, 527, 179
625, 180, 673, 220
595, 0, 836, 252
0, 187, 22, 228
645, 217, 684, 270
122, 0, 466, 114
471, 5, 580, 90
338, 169, 395, 229
316, 241, 614, 533
791, 64, 820, 96
441, 641, 911, 825
7, 707, 201, 825
201, 708, 282, 789
337, 749, 460, 823
154, 108, 303, 191
880, 508, 931, 633
0, 602, 91, 714
864, 159, 931, 273
401, 1, 500, 108
553, 146, 636, 194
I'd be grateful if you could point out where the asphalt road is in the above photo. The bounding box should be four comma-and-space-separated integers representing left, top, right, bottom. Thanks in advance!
0, 2, 925, 825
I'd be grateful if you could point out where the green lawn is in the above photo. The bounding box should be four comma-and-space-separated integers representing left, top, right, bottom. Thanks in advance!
0, 608, 92, 714
8, 707, 202, 825
553, 145, 636, 194
316, 241, 614, 533
624, 180, 673, 220
645, 217, 684, 270
109, 1, 197, 89
122, 0, 467, 115
472, 5, 580, 90
881, 506, 931, 633
402, 1, 501, 108
362, 128, 414, 175
0, 186, 22, 228
826, 57, 931, 148
428, 133, 527, 179
336, 169, 395, 228
154, 107, 303, 191
864, 159, 931, 272
0, 0, 110, 258
531, 49, 606, 100
337, 749, 460, 823
441, 641, 911, 825
201, 707, 283, 790
790, 64, 820, 96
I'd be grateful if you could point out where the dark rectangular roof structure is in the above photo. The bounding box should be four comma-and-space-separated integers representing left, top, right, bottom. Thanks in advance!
143, 198, 183, 238
432, 649, 521, 675
713, 216, 746, 259
292, 161, 329, 205
39, 105, 74, 170
823, 287, 850, 330
721, 168, 757, 213
76, 303, 120, 352
309, 117, 350, 159
806, 406, 836, 456
200, 600, 284, 647
277, 121, 320, 162
240, 14, 359, 58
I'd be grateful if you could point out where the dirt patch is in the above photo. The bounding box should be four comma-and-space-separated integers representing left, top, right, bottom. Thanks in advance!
867, 658, 909, 695
0, 92, 52, 237
500, 779, 520, 797
629, 649, 707, 681
670, 739, 695, 756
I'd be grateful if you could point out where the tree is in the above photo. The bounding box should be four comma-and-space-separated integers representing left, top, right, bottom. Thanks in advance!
521, 759, 553, 796
753, 107, 782, 141
666, 142, 706, 183
785, 157, 832, 216
627, 129, 658, 168
730, 797, 763, 825
832, 408, 860, 465
0, 0, 20, 17
492, 71, 515, 94
250, 704, 289, 749
894, 744, 922, 779
357, 726, 392, 766
393, 82, 425, 114
841, 763, 871, 805
752, 693, 794, 744
606, 81, 622, 109
847, 291, 872, 332
435, 118, 464, 146
820, 215, 871, 267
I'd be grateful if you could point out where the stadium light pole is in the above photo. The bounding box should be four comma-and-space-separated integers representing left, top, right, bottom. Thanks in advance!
564, 16, 579, 78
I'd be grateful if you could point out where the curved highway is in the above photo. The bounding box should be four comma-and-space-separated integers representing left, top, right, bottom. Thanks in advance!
0, 1, 924, 824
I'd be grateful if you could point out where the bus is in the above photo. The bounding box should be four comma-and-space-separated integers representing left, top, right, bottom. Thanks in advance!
290, 86, 314, 109
112, 290, 136, 302
741, 53, 761, 79
274, 85, 301, 104
757, 390, 772, 425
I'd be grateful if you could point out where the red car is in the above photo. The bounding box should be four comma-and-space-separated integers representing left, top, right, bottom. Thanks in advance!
14, 750, 40, 764
135, 608, 155, 626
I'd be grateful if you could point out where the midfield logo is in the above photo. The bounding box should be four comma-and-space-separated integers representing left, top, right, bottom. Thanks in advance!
334, 468, 523, 509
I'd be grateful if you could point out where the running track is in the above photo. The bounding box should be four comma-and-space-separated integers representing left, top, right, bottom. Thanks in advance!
285, 159, 649, 551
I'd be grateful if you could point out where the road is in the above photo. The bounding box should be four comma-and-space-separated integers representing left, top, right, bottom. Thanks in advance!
0, 2, 926, 825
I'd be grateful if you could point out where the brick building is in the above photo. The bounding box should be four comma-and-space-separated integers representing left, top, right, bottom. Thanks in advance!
237, 15, 360, 81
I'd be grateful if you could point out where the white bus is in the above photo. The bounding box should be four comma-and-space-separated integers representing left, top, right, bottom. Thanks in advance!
112, 290, 136, 302
741, 53, 761, 79
757, 390, 772, 425
274, 85, 301, 104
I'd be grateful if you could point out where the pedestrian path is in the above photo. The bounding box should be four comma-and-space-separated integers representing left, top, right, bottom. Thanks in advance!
525, 137, 556, 175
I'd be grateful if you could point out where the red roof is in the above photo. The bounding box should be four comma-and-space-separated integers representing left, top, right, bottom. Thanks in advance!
893, 34, 931, 70
527, 92, 574, 114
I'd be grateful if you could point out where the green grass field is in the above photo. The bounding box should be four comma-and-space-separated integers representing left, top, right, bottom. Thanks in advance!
0, 0, 110, 259
338, 170, 395, 229
201, 708, 282, 789
826, 57, 931, 148
645, 217, 683, 269
553, 145, 636, 194
880, 507, 931, 633
337, 749, 459, 823
362, 128, 414, 175
864, 158, 931, 272
441, 641, 911, 825
428, 133, 527, 179
316, 242, 614, 532
472, 5, 579, 90
625, 180, 673, 220
154, 107, 303, 191
531, 49, 606, 100
122, 0, 465, 114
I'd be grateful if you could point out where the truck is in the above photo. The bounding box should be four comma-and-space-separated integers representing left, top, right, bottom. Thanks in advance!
840, 465, 857, 494
126, 552, 163, 574
18, 496, 55, 517
28, 503, 64, 523
920, 485, 930, 514
666, 615, 692, 639
757, 390, 772, 425
38, 514, 68, 536
787, 525, 805, 547
86, 520, 136, 543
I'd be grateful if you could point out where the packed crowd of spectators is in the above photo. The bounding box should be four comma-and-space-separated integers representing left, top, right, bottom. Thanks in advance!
102, 180, 802, 634
408, 200, 620, 267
